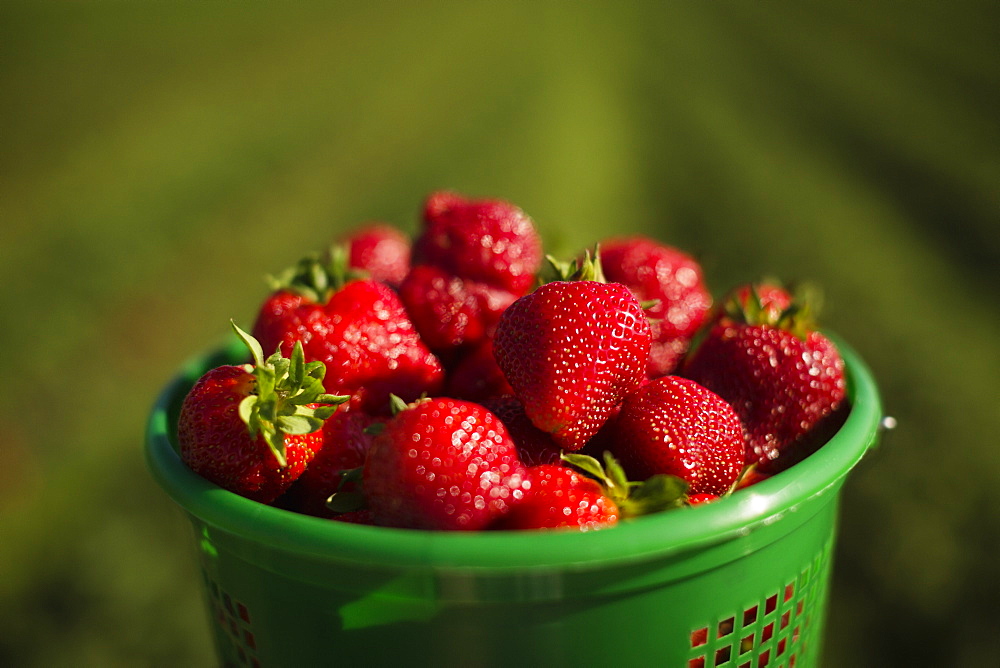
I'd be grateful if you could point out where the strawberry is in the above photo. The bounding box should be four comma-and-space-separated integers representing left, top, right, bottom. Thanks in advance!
494, 451, 690, 532
492, 252, 651, 451
600, 236, 712, 377
415, 191, 543, 295
177, 322, 348, 503
337, 223, 411, 288
682, 283, 847, 466
398, 264, 518, 353
279, 407, 383, 517
492, 464, 620, 531
399, 192, 542, 354
755, 402, 849, 475
362, 397, 527, 530
251, 252, 445, 414
609, 375, 745, 496
480, 395, 562, 466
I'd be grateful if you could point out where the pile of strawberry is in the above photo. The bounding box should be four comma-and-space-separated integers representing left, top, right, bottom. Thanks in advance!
177, 192, 847, 531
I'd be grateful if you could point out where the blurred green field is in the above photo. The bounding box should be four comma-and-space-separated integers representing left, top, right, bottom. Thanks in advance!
2, 2, 998, 666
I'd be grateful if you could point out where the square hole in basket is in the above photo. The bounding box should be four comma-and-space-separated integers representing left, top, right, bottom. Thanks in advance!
718, 617, 735, 638
777, 637, 787, 656
743, 605, 758, 626
793, 626, 801, 643
796, 599, 804, 616
688, 657, 706, 668
765, 593, 778, 615
691, 627, 709, 648
780, 611, 791, 630
784, 583, 795, 602
789, 653, 797, 668
715, 646, 732, 665
202, 572, 259, 665
740, 633, 754, 655
762, 622, 774, 642
757, 648, 771, 667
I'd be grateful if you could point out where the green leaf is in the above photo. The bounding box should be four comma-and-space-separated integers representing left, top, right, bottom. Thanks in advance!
270, 355, 290, 382
623, 474, 689, 517
589, 245, 606, 283
324, 466, 366, 514
388, 394, 409, 415
545, 254, 577, 281
561, 451, 606, 481
603, 451, 630, 493
317, 393, 350, 406
277, 414, 323, 435
325, 491, 366, 514
363, 422, 387, 436
238, 395, 258, 433
289, 342, 306, 387
255, 364, 277, 399
262, 429, 288, 468
305, 360, 327, 382
310, 405, 338, 421
231, 320, 265, 367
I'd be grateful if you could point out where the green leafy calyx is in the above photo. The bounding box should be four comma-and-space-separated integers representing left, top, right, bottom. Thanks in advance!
561, 451, 689, 518
544, 245, 607, 283
723, 281, 821, 340
325, 466, 366, 514
266, 244, 367, 304
231, 320, 349, 467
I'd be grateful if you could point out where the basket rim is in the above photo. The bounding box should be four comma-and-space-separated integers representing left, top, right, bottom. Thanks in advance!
145, 332, 882, 572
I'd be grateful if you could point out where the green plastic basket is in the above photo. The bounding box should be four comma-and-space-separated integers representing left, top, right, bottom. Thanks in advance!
146, 335, 881, 668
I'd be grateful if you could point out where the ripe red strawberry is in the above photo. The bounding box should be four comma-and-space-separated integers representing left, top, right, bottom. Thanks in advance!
492, 464, 620, 531
338, 223, 410, 288
399, 192, 542, 353
177, 323, 348, 504
280, 407, 383, 517
600, 236, 712, 377
492, 253, 651, 451
252, 253, 444, 414
495, 450, 691, 531
686, 493, 720, 506
415, 191, 543, 294
398, 264, 518, 353
609, 375, 745, 496
683, 283, 847, 466
362, 397, 527, 530
480, 395, 562, 466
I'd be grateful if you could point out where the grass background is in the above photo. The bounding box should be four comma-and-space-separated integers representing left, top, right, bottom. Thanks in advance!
2, 2, 998, 666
